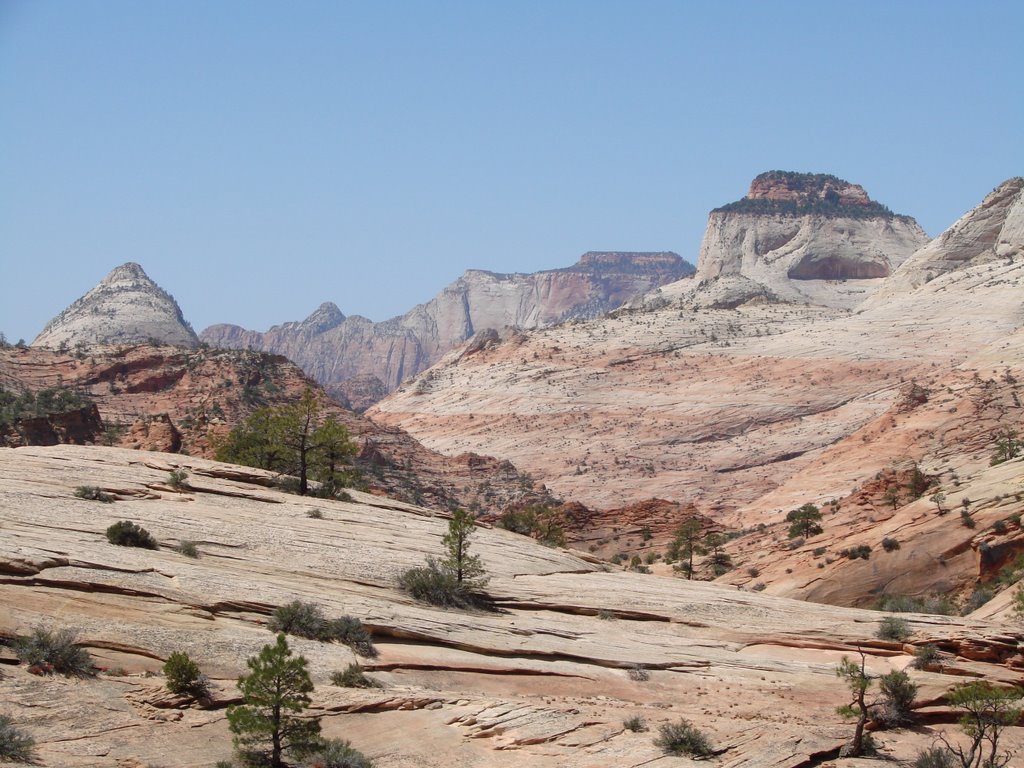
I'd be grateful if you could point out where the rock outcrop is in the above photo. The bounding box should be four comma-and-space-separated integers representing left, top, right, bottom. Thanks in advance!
200, 252, 692, 398
0, 344, 556, 513
690, 171, 929, 308
32, 263, 199, 350
3, 444, 1024, 767
866, 176, 1024, 303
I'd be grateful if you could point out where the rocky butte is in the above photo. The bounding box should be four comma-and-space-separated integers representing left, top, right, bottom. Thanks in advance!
689, 170, 929, 309
200, 251, 693, 407
32, 262, 199, 350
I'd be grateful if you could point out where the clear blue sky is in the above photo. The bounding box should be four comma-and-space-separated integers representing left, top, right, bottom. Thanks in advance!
2, 0, 1022, 343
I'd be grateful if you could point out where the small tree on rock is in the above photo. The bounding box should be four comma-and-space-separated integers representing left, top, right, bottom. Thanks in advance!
441, 509, 487, 588
227, 634, 321, 768
786, 504, 823, 539
937, 681, 1023, 768
668, 519, 703, 579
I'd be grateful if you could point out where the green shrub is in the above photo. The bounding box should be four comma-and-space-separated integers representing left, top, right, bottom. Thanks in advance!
397, 558, 484, 609
623, 715, 647, 732
881, 537, 900, 552
839, 544, 872, 560
0, 714, 36, 763
877, 616, 912, 642
327, 616, 377, 658
167, 469, 189, 489
912, 644, 942, 669
914, 746, 954, 768
269, 601, 331, 640
74, 485, 114, 503
873, 594, 955, 615
961, 588, 994, 615
654, 719, 714, 757
812, 547, 827, 557
306, 508, 324, 519
877, 669, 917, 726
597, 609, 615, 620
163, 650, 207, 697
175, 540, 199, 558
105, 520, 158, 549
298, 738, 374, 768
13, 626, 94, 677
268, 601, 377, 656
992, 519, 1009, 535
960, 509, 976, 528
329, 663, 381, 689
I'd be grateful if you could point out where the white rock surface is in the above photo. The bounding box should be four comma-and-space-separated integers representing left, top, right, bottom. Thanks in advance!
32, 262, 199, 350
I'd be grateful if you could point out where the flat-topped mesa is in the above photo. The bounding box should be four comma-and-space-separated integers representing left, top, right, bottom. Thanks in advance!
715, 171, 899, 219
32, 262, 199, 350
693, 171, 929, 309
571, 251, 688, 274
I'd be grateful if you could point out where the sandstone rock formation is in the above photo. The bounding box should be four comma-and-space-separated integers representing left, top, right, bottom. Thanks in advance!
3, 444, 1024, 767
0, 343, 555, 514
690, 171, 929, 309
867, 176, 1024, 303
32, 262, 199, 350
200, 252, 693, 399
369, 177, 1024, 606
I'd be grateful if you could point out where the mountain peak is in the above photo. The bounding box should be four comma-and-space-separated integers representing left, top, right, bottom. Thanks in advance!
32, 263, 199, 350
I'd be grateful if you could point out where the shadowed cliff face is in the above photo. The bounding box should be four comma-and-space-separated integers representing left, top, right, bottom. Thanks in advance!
200, 252, 692, 401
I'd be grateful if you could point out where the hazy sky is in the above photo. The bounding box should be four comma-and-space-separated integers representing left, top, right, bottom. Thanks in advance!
2, 1, 1022, 343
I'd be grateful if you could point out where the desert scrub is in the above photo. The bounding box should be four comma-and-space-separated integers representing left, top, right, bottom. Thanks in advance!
175, 540, 199, 558
297, 738, 374, 768
13, 625, 94, 677
74, 485, 114, 503
877, 616, 912, 641
627, 663, 650, 682
163, 650, 208, 697
106, 520, 158, 549
269, 601, 377, 657
0, 714, 36, 763
654, 719, 714, 757
397, 558, 486, 610
912, 644, 941, 669
330, 663, 381, 689
881, 537, 900, 552
623, 715, 648, 732
167, 469, 189, 489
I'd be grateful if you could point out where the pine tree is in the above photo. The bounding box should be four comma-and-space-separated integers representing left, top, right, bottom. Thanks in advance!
227, 634, 321, 768
441, 509, 487, 588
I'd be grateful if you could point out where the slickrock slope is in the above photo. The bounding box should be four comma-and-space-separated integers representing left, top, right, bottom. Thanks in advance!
0, 344, 554, 513
867, 177, 1024, 302
4, 445, 1024, 767
32, 262, 199, 350
370, 178, 1024, 580
200, 252, 692, 402
691, 171, 929, 309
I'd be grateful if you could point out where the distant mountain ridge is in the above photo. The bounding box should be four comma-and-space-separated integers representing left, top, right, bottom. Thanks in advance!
200, 251, 692, 406
32, 262, 198, 350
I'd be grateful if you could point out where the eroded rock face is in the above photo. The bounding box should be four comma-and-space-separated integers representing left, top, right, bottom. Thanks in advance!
32, 263, 199, 350
693, 172, 929, 308
867, 176, 1024, 303
200, 252, 693, 399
